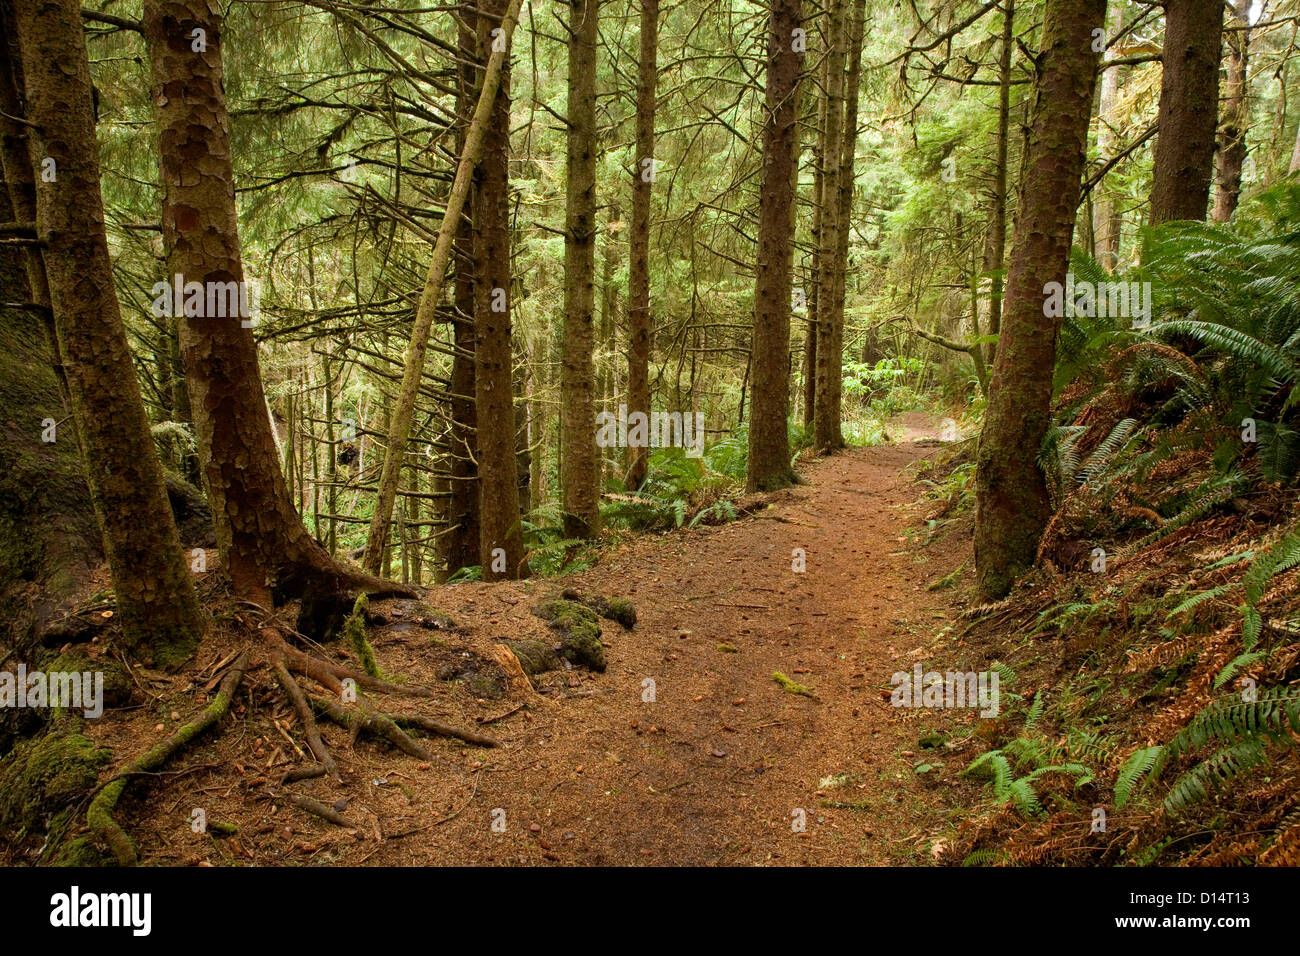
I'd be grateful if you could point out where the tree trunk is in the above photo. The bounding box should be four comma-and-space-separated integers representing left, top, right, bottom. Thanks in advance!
1149, 0, 1224, 225
832, 0, 865, 364
444, 7, 480, 578
1092, 3, 1124, 267
747, 0, 804, 491
983, 0, 1014, 361
1212, 0, 1249, 224
813, 0, 847, 451
143, 0, 389, 610
626, 0, 658, 490
474, 0, 526, 580
14, 0, 204, 666
803, 36, 827, 431
562, 0, 601, 538
974, 0, 1105, 601
362, 0, 523, 572
0, 177, 102, 650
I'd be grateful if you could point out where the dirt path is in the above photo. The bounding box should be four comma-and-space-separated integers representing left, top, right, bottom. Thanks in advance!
365, 422, 973, 866
93, 418, 975, 867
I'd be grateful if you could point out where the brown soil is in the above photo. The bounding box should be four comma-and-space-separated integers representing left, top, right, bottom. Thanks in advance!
23, 415, 988, 866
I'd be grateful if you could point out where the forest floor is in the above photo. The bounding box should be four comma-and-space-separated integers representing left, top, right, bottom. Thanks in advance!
49, 411, 995, 867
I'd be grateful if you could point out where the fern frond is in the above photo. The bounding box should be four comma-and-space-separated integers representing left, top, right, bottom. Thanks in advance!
1115, 745, 1163, 807
1163, 739, 1269, 815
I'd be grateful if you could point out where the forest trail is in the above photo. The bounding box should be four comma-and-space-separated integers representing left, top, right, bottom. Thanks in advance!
80, 414, 975, 868
367, 414, 973, 866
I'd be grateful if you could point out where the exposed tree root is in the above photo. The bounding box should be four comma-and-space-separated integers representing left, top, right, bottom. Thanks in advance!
390, 713, 500, 748
310, 696, 431, 760
83, 611, 506, 863
280, 764, 329, 785
271, 657, 337, 779
266, 628, 432, 698
88, 650, 250, 866
286, 793, 356, 828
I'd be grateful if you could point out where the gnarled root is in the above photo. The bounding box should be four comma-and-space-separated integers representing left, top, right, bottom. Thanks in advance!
88, 650, 250, 866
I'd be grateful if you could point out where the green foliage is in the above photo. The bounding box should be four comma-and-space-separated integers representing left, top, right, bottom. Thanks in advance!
1114, 745, 1163, 808
1163, 740, 1270, 815
964, 748, 1092, 818
601, 437, 746, 533
1144, 688, 1300, 815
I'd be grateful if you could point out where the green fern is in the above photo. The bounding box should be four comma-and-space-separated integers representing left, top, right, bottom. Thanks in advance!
1213, 650, 1267, 688
1166, 585, 1232, 620
1164, 739, 1269, 815
1156, 687, 1300, 776
1078, 418, 1140, 484
1115, 745, 1163, 807
961, 848, 1006, 867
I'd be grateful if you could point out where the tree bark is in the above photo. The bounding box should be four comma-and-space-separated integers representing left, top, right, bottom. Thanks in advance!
974, 0, 1105, 601
983, 0, 1014, 361
832, 0, 865, 366
1149, 0, 1224, 224
1092, 3, 1124, 266
0, 174, 102, 649
13, 0, 204, 666
625, 0, 658, 491
474, 0, 526, 580
562, 0, 601, 538
443, 7, 481, 578
802, 35, 827, 429
362, 0, 524, 572
1212, 0, 1249, 224
813, 0, 847, 452
747, 0, 804, 492
144, 0, 393, 609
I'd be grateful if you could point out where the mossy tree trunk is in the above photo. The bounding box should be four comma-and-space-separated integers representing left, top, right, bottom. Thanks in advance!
561, 0, 601, 538
474, 0, 526, 580
974, 0, 1105, 601
0, 185, 102, 649
12, 0, 204, 666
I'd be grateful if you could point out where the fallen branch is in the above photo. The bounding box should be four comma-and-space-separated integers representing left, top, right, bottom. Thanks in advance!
286, 793, 357, 829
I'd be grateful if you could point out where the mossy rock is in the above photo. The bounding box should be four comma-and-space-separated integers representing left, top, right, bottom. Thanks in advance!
532, 599, 606, 672
50, 834, 110, 867
504, 639, 563, 676
561, 589, 636, 629
38, 651, 131, 710
0, 726, 110, 833
560, 628, 605, 672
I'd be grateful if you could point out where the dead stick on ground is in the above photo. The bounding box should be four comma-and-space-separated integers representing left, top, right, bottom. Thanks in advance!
88, 650, 250, 866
